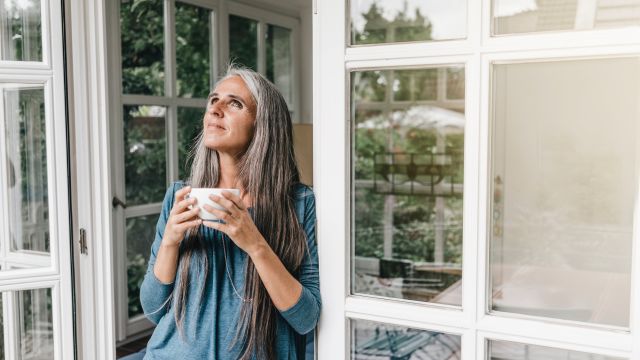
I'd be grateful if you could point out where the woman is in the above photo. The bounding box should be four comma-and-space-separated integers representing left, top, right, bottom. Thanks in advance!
136, 67, 320, 360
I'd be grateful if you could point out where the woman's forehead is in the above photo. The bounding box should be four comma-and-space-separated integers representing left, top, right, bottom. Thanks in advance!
211, 76, 251, 98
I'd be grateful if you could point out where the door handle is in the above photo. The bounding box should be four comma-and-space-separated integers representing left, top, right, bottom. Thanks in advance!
112, 196, 127, 209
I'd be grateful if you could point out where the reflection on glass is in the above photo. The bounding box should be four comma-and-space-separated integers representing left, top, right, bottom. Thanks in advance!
2, 86, 51, 270
489, 340, 624, 360
1, 0, 42, 61
124, 105, 167, 206
393, 69, 438, 101
350, 0, 466, 45
178, 107, 204, 180
351, 67, 465, 306
176, 2, 211, 98
229, 15, 258, 70
127, 214, 159, 317
351, 319, 461, 359
490, 57, 640, 327
121, 0, 164, 95
266, 24, 293, 109
493, 0, 640, 35
14, 288, 54, 359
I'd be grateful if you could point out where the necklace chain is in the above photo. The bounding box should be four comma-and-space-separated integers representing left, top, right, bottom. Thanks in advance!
221, 233, 252, 303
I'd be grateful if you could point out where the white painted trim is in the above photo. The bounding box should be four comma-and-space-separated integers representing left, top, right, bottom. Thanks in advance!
313, 0, 347, 358
124, 203, 163, 218
122, 95, 207, 107
227, 1, 298, 29
68, 0, 117, 356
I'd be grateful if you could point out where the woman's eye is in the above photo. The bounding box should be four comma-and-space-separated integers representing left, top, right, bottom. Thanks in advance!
210, 97, 218, 105
230, 100, 243, 109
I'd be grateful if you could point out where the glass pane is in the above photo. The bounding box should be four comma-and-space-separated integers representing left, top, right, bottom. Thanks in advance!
13, 288, 54, 359
489, 340, 624, 360
127, 214, 159, 317
177, 107, 204, 180
124, 105, 167, 206
493, 0, 640, 35
490, 57, 640, 327
2, 85, 50, 269
229, 15, 258, 71
121, 0, 164, 95
351, 67, 465, 306
351, 319, 461, 359
266, 24, 293, 108
350, 0, 467, 45
0, 0, 42, 61
175, 2, 211, 98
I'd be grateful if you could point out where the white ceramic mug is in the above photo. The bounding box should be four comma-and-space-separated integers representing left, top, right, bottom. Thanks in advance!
186, 188, 241, 221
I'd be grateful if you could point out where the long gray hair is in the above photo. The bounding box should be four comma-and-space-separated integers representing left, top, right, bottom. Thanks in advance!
173, 66, 307, 360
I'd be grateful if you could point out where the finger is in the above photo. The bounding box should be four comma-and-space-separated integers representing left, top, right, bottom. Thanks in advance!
176, 218, 203, 231
173, 197, 196, 213
174, 186, 192, 203
220, 191, 245, 210
202, 220, 228, 234
174, 206, 200, 223
209, 194, 240, 215
203, 205, 234, 222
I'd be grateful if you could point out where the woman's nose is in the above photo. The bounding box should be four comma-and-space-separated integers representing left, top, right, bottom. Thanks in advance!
209, 102, 223, 118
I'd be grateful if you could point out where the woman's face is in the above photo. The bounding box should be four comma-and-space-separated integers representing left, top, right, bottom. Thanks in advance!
203, 76, 256, 155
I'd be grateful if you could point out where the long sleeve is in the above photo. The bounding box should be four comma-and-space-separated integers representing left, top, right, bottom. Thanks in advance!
278, 188, 321, 335
139, 182, 179, 324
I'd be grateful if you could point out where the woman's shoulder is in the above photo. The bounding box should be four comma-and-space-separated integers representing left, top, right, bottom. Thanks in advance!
292, 183, 314, 201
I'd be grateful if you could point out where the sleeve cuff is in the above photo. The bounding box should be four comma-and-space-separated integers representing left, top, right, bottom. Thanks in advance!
278, 286, 319, 335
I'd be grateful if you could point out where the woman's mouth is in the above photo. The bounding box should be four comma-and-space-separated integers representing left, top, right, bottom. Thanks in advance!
207, 123, 227, 132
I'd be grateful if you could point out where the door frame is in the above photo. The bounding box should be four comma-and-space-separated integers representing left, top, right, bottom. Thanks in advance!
0, 0, 75, 358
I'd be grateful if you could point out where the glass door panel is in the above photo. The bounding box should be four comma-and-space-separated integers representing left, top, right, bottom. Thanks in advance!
175, 2, 211, 99
0, 0, 43, 62
229, 15, 258, 71
349, 0, 467, 45
492, 0, 640, 35
177, 107, 204, 180
0, 288, 54, 360
120, 0, 164, 96
123, 105, 167, 206
1, 85, 50, 271
351, 67, 465, 305
351, 319, 461, 359
489, 57, 640, 327
489, 339, 625, 359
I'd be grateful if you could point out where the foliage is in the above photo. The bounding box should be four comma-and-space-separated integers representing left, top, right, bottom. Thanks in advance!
175, 3, 211, 98
353, 3, 433, 45
229, 15, 258, 70
121, 0, 165, 95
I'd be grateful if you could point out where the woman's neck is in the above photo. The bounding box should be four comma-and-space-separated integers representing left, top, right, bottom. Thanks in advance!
217, 152, 252, 207
217, 152, 240, 189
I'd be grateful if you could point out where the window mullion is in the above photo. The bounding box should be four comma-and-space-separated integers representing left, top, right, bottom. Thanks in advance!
165, 0, 178, 183
257, 21, 266, 75
5, 291, 18, 360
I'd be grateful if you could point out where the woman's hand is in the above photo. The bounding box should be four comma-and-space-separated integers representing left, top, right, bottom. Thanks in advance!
162, 186, 203, 248
202, 191, 267, 256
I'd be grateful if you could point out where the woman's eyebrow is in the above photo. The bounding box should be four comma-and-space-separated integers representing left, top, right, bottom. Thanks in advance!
208, 92, 247, 104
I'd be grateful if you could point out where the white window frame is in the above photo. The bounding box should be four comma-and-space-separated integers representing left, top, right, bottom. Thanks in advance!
0, 0, 75, 358
227, 1, 301, 123
314, 0, 640, 359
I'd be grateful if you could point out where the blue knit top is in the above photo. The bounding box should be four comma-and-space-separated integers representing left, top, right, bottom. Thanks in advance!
140, 181, 320, 359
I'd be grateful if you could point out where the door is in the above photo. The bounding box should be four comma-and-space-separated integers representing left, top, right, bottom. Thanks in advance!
0, 0, 75, 359
315, 0, 640, 359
